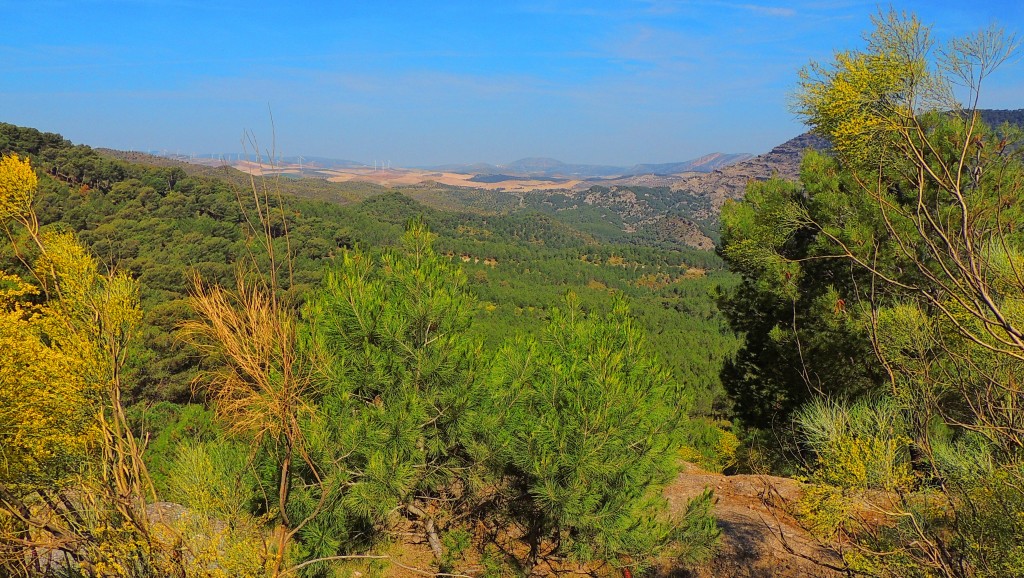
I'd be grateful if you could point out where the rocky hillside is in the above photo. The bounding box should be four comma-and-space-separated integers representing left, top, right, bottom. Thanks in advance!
668, 132, 830, 216
567, 133, 828, 249
628, 152, 755, 176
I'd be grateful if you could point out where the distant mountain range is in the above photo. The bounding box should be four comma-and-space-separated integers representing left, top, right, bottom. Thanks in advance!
148, 108, 1024, 180
426, 157, 619, 178
155, 151, 754, 178
664, 132, 831, 213
625, 153, 756, 176
93, 108, 1021, 252
427, 152, 754, 178
147, 152, 367, 169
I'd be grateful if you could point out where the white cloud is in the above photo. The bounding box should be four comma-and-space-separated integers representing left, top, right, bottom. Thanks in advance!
735, 3, 797, 17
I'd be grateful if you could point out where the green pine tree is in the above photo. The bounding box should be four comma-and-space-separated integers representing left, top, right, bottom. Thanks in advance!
483, 291, 718, 574
297, 219, 485, 570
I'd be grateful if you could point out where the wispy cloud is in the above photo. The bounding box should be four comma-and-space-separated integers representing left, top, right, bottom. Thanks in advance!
600, 24, 710, 66
635, 0, 797, 17
734, 3, 797, 17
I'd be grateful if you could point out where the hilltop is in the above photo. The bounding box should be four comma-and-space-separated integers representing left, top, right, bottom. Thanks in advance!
99, 133, 826, 253
144, 149, 755, 191
668, 132, 831, 213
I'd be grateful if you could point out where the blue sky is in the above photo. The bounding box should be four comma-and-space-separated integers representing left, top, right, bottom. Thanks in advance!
2, 1, 1022, 166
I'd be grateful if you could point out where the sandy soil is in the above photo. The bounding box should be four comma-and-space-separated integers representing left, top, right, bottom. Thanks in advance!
325, 169, 583, 192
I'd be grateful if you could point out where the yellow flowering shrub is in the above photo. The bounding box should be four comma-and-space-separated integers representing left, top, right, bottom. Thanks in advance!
792, 483, 851, 541
88, 522, 153, 577
1, 154, 160, 577
0, 153, 38, 221
817, 435, 916, 492
0, 272, 98, 487
149, 512, 268, 578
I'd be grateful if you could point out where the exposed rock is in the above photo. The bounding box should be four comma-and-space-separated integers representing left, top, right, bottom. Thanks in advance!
655, 216, 715, 251
669, 132, 830, 211
660, 464, 844, 578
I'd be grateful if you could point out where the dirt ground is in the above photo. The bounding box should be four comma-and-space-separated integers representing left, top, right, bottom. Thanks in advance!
360, 464, 845, 577
220, 159, 584, 192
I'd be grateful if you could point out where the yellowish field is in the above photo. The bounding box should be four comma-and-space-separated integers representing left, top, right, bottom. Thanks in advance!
224, 160, 584, 192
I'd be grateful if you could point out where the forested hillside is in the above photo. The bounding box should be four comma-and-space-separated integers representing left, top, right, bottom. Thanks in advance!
0, 120, 737, 577
0, 122, 737, 410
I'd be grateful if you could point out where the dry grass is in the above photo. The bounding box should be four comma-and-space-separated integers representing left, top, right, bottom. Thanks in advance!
183, 272, 310, 443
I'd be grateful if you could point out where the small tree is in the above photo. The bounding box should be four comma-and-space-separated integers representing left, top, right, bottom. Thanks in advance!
298, 219, 485, 570
485, 292, 717, 574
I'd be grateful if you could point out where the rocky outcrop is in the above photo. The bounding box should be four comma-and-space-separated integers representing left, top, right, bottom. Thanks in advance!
669, 132, 830, 211
661, 464, 844, 578
654, 216, 715, 251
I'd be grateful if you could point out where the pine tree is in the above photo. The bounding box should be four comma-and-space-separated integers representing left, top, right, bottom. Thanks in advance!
484, 292, 718, 574
297, 219, 485, 570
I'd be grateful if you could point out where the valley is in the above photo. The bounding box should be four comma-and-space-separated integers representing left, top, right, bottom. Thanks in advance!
3, 100, 1023, 578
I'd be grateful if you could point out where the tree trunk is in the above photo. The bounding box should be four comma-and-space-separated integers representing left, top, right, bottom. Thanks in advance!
406, 503, 444, 562
524, 523, 541, 576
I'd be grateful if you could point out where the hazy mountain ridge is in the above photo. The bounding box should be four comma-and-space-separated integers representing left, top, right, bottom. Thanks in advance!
141, 108, 1022, 184
534, 132, 831, 250
667, 132, 831, 216
427, 151, 753, 178
976, 108, 1024, 128
627, 152, 756, 176
663, 108, 1024, 216
98, 136, 825, 252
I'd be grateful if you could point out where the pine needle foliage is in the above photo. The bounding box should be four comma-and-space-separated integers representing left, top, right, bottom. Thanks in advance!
483, 291, 718, 573
298, 218, 485, 568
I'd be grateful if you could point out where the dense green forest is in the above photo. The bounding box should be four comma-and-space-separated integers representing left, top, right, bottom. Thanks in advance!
0, 114, 735, 576
0, 122, 737, 412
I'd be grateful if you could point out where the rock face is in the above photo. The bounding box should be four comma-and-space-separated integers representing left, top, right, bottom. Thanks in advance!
669, 132, 830, 212
660, 464, 844, 578
553, 132, 828, 251
655, 215, 716, 251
